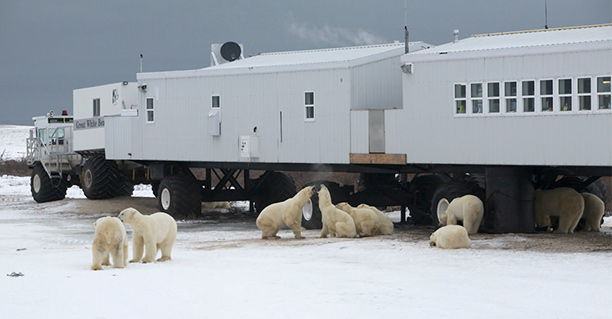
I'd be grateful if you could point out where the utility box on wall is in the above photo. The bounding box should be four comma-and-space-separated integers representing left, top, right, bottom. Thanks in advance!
239, 135, 259, 160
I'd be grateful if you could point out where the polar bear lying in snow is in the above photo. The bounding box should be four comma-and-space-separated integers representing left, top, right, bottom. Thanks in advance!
336, 202, 379, 237
118, 207, 177, 263
318, 185, 357, 238
91, 216, 128, 270
429, 225, 471, 249
256, 186, 315, 239
534, 188, 584, 234
580, 192, 605, 232
437, 194, 484, 234
357, 204, 394, 235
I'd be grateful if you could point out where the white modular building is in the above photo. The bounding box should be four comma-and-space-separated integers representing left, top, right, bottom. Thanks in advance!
388, 24, 612, 168
103, 42, 431, 164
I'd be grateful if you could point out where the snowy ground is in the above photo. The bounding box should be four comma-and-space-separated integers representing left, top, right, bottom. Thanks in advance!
0, 125, 31, 161
1, 175, 612, 319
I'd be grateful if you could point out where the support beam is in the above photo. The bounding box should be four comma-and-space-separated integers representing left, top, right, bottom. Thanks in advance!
483, 167, 534, 233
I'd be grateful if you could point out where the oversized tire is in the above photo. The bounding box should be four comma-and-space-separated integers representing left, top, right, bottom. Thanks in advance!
151, 181, 160, 198
81, 156, 133, 199
430, 180, 484, 225
302, 181, 348, 230
409, 174, 448, 225
158, 176, 201, 218
30, 162, 67, 203
253, 172, 297, 214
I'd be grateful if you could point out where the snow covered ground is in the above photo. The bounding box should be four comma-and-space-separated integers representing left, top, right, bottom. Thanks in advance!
1, 175, 612, 319
0, 125, 31, 160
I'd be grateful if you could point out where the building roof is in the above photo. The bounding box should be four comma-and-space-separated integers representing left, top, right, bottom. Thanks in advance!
406, 24, 612, 61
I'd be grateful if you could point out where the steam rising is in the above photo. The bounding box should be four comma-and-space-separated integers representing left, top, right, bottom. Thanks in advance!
288, 21, 386, 46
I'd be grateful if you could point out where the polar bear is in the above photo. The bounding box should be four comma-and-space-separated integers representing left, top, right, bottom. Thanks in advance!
534, 188, 584, 234
318, 185, 357, 238
357, 204, 394, 235
91, 216, 128, 271
336, 202, 379, 237
202, 201, 231, 210
255, 186, 315, 239
429, 225, 471, 249
437, 194, 484, 234
580, 192, 605, 232
118, 207, 177, 263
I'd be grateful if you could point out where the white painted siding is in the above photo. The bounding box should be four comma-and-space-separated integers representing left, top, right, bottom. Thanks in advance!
350, 56, 403, 110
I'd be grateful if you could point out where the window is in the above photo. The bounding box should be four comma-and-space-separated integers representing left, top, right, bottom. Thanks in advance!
454, 84, 466, 114
504, 82, 517, 113
470, 83, 483, 114
305, 92, 315, 120
522, 80, 535, 112
212, 95, 220, 108
487, 82, 500, 113
540, 80, 553, 112
597, 76, 611, 110
578, 78, 591, 111
93, 98, 101, 117
146, 97, 154, 123
558, 79, 572, 111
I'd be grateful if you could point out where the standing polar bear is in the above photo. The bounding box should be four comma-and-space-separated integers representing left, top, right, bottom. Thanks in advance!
429, 225, 471, 249
357, 204, 394, 235
91, 216, 128, 271
534, 188, 584, 234
437, 194, 484, 234
256, 186, 315, 239
118, 207, 177, 263
318, 185, 357, 238
580, 192, 605, 232
336, 202, 379, 237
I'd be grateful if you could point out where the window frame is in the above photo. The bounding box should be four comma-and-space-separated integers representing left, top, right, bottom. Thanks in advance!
304, 91, 315, 121
469, 82, 483, 115
145, 97, 155, 123
539, 78, 554, 112
486, 81, 500, 114
503, 81, 518, 114
520, 79, 536, 114
596, 75, 611, 111
93, 98, 101, 117
453, 83, 467, 116
558, 78, 573, 112
211, 95, 220, 109
577, 77, 592, 112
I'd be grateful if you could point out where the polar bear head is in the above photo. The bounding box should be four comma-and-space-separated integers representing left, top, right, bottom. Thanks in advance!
118, 207, 141, 224
436, 198, 450, 226
317, 185, 332, 203
336, 202, 352, 213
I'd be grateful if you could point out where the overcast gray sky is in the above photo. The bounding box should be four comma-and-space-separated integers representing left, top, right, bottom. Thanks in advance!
1, 0, 610, 124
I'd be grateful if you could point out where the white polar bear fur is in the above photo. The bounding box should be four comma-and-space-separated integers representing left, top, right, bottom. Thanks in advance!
429, 225, 471, 249
437, 194, 484, 234
255, 186, 314, 239
336, 202, 379, 237
581, 192, 605, 232
534, 188, 584, 234
118, 207, 177, 263
318, 186, 357, 238
91, 216, 128, 270
357, 204, 394, 235
202, 201, 231, 209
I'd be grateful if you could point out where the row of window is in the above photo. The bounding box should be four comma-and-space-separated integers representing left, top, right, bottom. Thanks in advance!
145, 93, 316, 123
454, 76, 612, 115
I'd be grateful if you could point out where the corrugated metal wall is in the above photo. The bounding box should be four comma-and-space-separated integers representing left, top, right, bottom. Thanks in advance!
350, 56, 403, 110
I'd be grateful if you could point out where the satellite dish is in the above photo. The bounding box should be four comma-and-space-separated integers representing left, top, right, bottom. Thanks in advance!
220, 42, 242, 62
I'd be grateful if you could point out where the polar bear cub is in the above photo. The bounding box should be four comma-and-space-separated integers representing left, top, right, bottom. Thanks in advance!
118, 207, 177, 263
429, 225, 471, 249
318, 185, 357, 238
580, 192, 605, 232
357, 204, 394, 235
91, 216, 128, 270
336, 202, 379, 237
534, 188, 584, 234
256, 186, 315, 239
437, 194, 484, 234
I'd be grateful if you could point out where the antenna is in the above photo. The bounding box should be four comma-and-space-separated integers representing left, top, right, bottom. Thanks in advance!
544, 0, 549, 29
404, 0, 409, 54
139, 53, 143, 72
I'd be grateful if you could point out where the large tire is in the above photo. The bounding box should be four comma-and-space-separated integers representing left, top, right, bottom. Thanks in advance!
253, 172, 297, 214
151, 181, 160, 198
158, 176, 201, 218
30, 162, 67, 203
409, 174, 447, 225
81, 156, 133, 199
430, 180, 485, 225
302, 181, 348, 230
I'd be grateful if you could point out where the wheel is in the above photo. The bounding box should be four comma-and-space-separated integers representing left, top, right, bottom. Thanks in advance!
253, 172, 297, 213
157, 176, 201, 218
30, 162, 67, 203
408, 174, 448, 225
80, 156, 133, 199
151, 181, 160, 197
430, 180, 484, 225
302, 181, 347, 229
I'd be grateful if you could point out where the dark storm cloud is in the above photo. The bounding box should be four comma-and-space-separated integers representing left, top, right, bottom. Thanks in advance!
0, 0, 610, 124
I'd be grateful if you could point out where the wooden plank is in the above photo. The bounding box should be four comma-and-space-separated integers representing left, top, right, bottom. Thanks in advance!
349, 153, 407, 165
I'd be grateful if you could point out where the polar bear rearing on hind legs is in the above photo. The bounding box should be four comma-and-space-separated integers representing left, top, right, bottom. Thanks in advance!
256, 186, 315, 239
318, 185, 357, 238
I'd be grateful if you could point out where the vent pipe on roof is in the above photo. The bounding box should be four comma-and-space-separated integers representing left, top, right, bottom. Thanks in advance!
404, 26, 409, 54
453, 29, 460, 42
